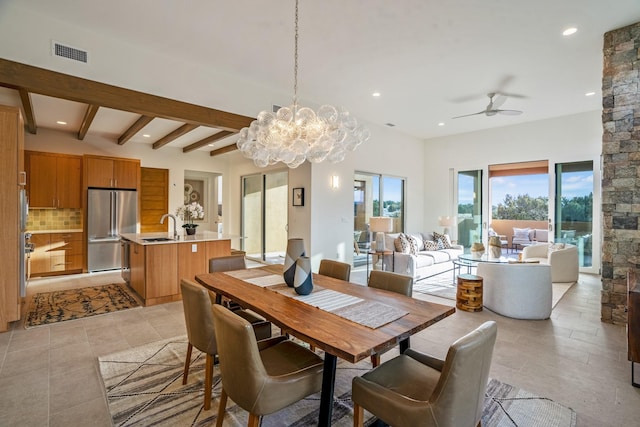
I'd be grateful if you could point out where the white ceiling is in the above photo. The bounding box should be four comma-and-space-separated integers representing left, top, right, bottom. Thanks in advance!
2, 0, 640, 149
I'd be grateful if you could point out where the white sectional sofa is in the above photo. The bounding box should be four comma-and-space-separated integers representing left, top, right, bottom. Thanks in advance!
383, 232, 463, 282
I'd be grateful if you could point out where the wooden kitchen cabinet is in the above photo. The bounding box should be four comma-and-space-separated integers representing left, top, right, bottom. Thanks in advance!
30, 232, 84, 276
26, 151, 82, 208
0, 105, 23, 331
85, 155, 140, 189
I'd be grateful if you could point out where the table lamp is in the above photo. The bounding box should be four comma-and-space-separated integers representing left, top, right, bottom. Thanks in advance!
438, 216, 455, 235
369, 217, 393, 252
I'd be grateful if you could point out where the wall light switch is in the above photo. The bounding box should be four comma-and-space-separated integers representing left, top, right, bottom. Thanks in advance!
192, 244, 198, 252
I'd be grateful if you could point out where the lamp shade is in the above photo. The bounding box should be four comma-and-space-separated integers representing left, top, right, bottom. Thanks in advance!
369, 217, 393, 233
438, 216, 455, 227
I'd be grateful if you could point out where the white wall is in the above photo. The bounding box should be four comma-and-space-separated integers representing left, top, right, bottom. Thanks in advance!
423, 110, 602, 272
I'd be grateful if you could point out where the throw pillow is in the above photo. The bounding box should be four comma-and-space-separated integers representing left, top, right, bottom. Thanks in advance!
433, 231, 452, 249
513, 227, 530, 241
406, 234, 421, 255
423, 240, 439, 251
395, 234, 410, 254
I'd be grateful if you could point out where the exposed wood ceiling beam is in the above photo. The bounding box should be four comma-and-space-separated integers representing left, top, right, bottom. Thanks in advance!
183, 130, 235, 153
210, 144, 238, 157
118, 115, 154, 145
17, 88, 37, 134
152, 123, 199, 149
78, 104, 99, 140
0, 58, 255, 132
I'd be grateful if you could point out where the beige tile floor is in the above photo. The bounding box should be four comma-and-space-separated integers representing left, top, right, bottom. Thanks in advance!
1, 269, 639, 426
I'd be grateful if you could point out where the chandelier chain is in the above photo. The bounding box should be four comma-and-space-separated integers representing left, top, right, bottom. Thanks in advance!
293, 0, 299, 107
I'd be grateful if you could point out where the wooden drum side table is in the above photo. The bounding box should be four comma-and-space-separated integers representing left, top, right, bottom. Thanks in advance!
456, 274, 483, 312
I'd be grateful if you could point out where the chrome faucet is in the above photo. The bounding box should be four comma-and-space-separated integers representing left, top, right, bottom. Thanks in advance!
160, 214, 179, 240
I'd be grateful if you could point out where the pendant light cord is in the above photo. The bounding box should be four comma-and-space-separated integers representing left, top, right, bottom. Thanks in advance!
293, 0, 299, 108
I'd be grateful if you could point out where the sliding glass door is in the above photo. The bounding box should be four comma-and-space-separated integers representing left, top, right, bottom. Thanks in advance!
555, 161, 593, 268
457, 170, 482, 251
353, 172, 405, 265
242, 171, 288, 263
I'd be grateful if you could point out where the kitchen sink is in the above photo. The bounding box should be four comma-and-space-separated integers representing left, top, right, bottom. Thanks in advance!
142, 237, 175, 242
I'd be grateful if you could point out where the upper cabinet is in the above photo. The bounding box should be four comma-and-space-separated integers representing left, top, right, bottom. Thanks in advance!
26, 151, 82, 209
84, 155, 140, 190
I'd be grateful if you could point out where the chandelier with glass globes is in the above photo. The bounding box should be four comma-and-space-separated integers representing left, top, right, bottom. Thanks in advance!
236, 0, 370, 168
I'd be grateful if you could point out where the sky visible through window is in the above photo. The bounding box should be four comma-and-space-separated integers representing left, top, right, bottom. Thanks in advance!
459, 172, 593, 205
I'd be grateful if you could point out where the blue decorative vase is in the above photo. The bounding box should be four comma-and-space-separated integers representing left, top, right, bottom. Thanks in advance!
293, 256, 313, 295
284, 238, 305, 287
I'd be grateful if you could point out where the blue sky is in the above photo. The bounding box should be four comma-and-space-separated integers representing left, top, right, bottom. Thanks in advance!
459, 171, 593, 205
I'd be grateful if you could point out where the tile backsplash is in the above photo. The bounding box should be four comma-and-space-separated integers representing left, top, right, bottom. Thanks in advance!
28, 208, 83, 231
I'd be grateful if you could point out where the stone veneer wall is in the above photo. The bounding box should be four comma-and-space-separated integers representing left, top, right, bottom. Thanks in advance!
601, 22, 640, 324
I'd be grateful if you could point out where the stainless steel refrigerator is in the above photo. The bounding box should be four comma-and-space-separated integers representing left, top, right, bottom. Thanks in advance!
88, 189, 137, 272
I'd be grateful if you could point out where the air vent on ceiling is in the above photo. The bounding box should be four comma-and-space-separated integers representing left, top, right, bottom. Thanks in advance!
52, 41, 88, 63
385, 123, 396, 127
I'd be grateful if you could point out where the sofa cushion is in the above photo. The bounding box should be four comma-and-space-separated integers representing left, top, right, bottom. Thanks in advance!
385, 233, 401, 252
408, 233, 425, 250
414, 253, 436, 268
432, 231, 452, 249
420, 250, 450, 263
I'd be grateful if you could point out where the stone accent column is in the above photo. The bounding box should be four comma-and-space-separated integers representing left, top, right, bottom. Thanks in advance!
601, 22, 640, 324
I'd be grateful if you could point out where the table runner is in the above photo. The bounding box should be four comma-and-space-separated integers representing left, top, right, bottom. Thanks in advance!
223, 270, 408, 329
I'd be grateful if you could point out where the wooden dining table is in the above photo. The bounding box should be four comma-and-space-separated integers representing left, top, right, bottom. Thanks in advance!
195, 264, 455, 427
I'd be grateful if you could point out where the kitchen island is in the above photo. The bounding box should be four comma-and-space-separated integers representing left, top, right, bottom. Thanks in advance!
120, 231, 232, 306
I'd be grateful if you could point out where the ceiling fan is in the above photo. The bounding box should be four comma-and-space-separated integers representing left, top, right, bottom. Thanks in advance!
452, 93, 523, 119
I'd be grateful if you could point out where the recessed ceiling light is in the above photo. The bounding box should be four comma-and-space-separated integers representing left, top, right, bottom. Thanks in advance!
562, 27, 577, 36
372, 92, 381, 97
208, 144, 215, 147
142, 134, 151, 138
438, 122, 445, 127
585, 92, 595, 97
56, 121, 67, 125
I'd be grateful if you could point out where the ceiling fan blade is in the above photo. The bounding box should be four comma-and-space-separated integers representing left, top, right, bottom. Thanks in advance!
451, 111, 485, 119
496, 109, 523, 116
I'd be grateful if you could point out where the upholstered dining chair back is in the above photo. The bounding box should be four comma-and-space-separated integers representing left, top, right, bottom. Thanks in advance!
352, 321, 497, 427
180, 279, 219, 410
211, 304, 324, 425
181, 279, 217, 355
318, 259, 351, 281
367, 270, 413, 366
209, 254, 247, 273
368, 270, 413, 297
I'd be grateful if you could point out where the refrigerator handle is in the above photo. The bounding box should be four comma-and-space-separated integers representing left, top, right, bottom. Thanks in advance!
111, 191, 117, 237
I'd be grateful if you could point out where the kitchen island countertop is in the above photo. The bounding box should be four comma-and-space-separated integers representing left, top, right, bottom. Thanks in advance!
120, 231, 240, 245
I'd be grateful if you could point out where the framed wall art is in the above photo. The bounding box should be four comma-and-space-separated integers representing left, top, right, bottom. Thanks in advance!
293, 187, 304, 206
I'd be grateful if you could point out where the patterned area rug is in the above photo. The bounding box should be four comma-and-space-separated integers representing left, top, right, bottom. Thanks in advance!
25, 283, 140, 328
98, 337, 576, 427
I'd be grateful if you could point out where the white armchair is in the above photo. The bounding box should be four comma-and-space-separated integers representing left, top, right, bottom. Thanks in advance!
522, 243, 579, 283
477, 263, 553, 320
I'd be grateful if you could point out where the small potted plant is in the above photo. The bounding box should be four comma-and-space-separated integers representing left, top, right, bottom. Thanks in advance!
176, 202, 204, 235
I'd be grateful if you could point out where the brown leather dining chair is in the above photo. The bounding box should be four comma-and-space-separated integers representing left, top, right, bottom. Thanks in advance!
180, 279, 221, 411
211, 304, 324, 427
180, 279, 272, 410
352, 321, 497, 427
367, 270, 413, 367
318, 259, 351, 281
208, 255, 272, 340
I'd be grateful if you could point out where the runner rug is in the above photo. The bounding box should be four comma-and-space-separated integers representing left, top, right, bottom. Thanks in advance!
98, 336, 576, 427
25, 283, 140, 328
